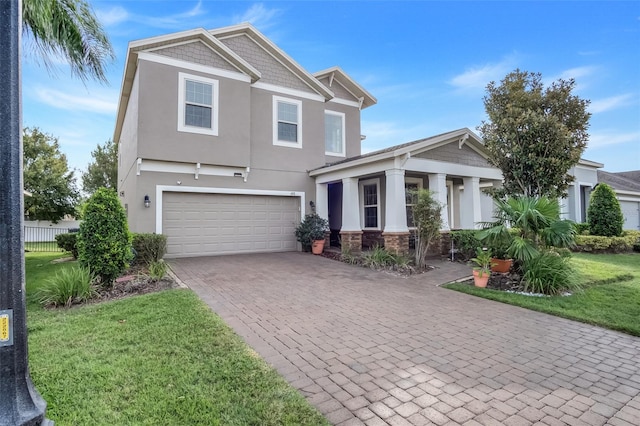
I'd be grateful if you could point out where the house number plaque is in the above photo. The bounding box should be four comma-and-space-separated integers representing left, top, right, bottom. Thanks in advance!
0, 309, 13, 346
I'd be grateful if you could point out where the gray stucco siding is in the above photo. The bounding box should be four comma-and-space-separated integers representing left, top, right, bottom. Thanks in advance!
129, 169, 316, 234
136, 59, 251, 168
248, 87, 328, 173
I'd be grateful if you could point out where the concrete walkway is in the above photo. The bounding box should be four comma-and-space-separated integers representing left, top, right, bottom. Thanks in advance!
170, 253, 640, 426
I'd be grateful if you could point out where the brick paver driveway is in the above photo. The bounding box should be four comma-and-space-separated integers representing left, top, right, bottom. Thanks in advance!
170, 253, 640, 426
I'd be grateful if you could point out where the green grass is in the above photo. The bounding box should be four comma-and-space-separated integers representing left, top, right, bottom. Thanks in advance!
25, 253, 328, 425
444, 252, 640, 336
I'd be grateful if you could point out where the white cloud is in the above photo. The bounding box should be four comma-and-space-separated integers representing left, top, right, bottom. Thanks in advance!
97, 1, 206, 30
557, 66, 597, 80
96, 6, 129, 27
587, 131, 640, 149
449, 55, 518, 91
589, 94, 635, 114
35, 87, 117, 115
233, 3, 282, 29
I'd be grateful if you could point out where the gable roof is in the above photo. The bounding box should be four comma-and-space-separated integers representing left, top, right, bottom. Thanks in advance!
314, 66, 377, 109
310, 128, 487, 175
113, 27, 261, 142
210, 23, 334, 101
598, 170, 640, 193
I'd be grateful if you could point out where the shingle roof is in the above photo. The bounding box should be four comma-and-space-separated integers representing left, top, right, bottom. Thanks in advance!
597, 170, 640, 192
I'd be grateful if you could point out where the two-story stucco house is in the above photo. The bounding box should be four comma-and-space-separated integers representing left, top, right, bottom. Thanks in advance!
115, 23, 637, 259
115, 23, 375, 257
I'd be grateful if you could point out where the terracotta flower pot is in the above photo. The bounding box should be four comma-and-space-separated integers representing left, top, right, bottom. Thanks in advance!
491, 258, 513, 273
311, 239, 325, 255
472, 269, 490, 288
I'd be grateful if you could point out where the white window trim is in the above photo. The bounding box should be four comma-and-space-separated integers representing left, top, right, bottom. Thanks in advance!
359, 178, 381, 230
273, 96, 302, 148
324, 110, 346, 157
405, 177, 423, 229
177, 72, 219, 136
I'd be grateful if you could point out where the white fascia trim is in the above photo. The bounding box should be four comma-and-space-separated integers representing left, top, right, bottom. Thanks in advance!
137, 159, 248, 179
273, 96, 303, 149
614, 189, 640, 196
324, 110, 346, 157
328, 97, 361, 108
138, 51, 251, 83
359, 178, 381, 231
177, 72, 219, 136
155, 185, 305, 234
618, 196, 640, 202
253, 81, 324, 102
314, 158, 396, 185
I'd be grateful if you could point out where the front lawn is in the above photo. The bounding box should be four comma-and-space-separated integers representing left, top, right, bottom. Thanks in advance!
444, 253, 640, 336
26, 253, 327, 425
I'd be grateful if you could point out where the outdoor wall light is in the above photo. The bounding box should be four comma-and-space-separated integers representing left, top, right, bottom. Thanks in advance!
144, 194, 151, 208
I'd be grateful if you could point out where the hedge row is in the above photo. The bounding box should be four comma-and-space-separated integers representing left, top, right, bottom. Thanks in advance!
573, 231, 640, 253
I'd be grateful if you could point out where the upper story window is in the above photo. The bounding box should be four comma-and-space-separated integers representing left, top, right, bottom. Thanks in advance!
359, 178, 380, 230
325, 111, 345, 157
273, 96, 302, 148
178, 72, 219, 136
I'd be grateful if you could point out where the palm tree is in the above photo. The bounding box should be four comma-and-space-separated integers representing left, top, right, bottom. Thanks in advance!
478, 196, 576, 263
22, 0, 114, 82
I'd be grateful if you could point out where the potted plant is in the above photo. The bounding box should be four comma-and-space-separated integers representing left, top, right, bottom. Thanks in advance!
294, 213, 329, 254
470, 248, 495, 288
477, 227, 513, 273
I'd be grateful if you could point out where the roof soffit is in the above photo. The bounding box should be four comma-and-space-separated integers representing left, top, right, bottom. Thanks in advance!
314, 66, 377, 109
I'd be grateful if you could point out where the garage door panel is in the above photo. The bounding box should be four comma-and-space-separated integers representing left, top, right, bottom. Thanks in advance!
163, 192, 300, 257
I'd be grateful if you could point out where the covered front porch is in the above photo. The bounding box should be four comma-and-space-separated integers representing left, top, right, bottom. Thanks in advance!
309, 129, 503, 254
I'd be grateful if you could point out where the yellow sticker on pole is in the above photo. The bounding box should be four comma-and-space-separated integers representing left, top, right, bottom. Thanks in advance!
0, 314, 9, 341
0, 310, 12, 346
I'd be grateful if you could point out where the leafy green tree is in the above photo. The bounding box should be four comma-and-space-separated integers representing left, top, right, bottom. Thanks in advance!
77, 188, 132, 286
478, 70, 591, 199
411, 189, 443, 268
82, 139, 118, 194
588, 183, 623, 237
22, 0, 114, 82
23, 127, 79, 221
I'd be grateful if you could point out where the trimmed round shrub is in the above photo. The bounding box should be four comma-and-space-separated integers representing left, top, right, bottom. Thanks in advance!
588, 183, 623, 237
77, 188, 133, 286
55, 232, 78, 258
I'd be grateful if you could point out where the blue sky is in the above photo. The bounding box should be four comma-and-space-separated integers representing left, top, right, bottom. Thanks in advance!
22, 1, 640, 174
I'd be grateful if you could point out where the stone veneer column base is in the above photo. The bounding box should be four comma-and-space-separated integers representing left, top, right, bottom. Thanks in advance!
382, 232, 410, 255
340, 231, 363, 254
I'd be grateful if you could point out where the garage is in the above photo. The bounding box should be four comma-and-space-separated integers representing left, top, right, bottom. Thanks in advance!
162, 192, 300, 257
620, 200, 640, 231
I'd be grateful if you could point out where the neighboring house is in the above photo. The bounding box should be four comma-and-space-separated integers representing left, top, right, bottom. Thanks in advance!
114, 23, 636, 258
114, 23, 375, 257
597, 170, 640, 230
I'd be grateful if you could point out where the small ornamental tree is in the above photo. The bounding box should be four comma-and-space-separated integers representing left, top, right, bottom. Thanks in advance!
588, 183, 623, 237
411, 189, 443, 269
77, 187, 132, 286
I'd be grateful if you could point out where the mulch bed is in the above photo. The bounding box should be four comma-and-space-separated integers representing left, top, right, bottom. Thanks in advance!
319, 250, 436, 276
458, 271, 525, 292
95, 276, 179, 303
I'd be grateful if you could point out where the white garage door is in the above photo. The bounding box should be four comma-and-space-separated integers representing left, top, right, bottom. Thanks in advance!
620, 200, 640, 231
162, 192, 300, 257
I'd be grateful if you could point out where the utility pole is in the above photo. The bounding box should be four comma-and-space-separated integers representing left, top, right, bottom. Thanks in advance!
0, 0, 52, 424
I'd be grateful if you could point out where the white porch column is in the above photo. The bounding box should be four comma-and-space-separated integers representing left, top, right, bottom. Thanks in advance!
567, 184, 580, 222
428, 173, 450, 231
341, 177, 361, 231
315, 182, 328, 220
383, 169, 409, 232
460, 176, 482, 229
